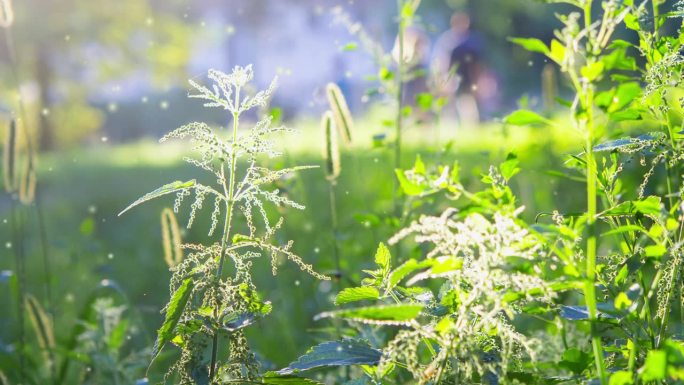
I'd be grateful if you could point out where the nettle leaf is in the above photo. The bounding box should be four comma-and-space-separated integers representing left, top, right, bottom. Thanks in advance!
119, 180, 196, 216
395, 169, 427, 196
602, 225, 647, 237
601, 196, 662, 217
222, 309, 270, 332
509, 37, 549, 55
263, 373, 325, 384
559, 348, 592, 375
388, 259, 432, 290
609, 371, 633, 385
549, 39, 566, 64
503, 109, 553, 127
374, 243, 391, 275
593, 132, 664, 153
413, 154, 426, 175
610, 82, 641, 112
335, 287, 380, 305
406, 256, 464, 285
560, 304, 617, 321
500, 153, 521, 181
277, 340, 382, 375
315, 304, 423, 325
152, 277, 194, 361
640, 350, 668, 382
581, 61, 605, 81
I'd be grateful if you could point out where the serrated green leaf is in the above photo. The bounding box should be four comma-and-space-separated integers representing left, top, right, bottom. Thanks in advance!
609, 371, 633, 385
263, 374, 324, 385
152, 278, 194, 362
335, 287, 380, 305
602, 225, 647, 237
413, 154, 426, 175
315, 304, 423, 325
388, 259, 432, 290
500, 153, 520, 181
277, 340, 382, 375
640, 350, 667, 382
581, 61, 605, 81
624, 13, 640, 31
600, 196, 662, 217
503, 109, 553, 127
549, 39, 566, 63
395, 169, 426, 196
509, 37, 549, 55
374, 243, 391, 273
119, 180, 196, 216
593, 133, 664, 152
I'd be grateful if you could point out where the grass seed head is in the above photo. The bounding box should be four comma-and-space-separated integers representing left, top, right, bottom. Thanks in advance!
161, 207, 183, 268
3, 119, 17, 193
19, 151, 36, 205
25, 294, 55, 366
321, 110, 340, 181
325, 83, 353, 145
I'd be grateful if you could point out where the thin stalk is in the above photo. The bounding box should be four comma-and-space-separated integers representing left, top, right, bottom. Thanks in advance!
328, 180, 341, 282
10, 202, 26, 382
209, 88, 241, 381
327, 179, 344, 348
583, 84, 607, 385
393, 0, 405, 217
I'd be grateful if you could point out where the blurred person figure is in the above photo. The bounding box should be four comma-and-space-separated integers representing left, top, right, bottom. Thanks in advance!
431, 12, 499, 125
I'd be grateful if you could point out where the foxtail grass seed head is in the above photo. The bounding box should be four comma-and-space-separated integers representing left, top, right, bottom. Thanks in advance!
19, 152, 36, 205
541, 63, 557, 111
25, 294, 55, 365
161, 207, 183, 268
3, 119, 17, 193
0, 0, 13, 28
325, 83, 353, 144
321, 111, 340, 181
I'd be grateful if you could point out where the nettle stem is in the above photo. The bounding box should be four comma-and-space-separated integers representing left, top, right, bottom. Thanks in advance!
393, 0, 405, 217
580, 2, 607, 377
210, 87, 242, 381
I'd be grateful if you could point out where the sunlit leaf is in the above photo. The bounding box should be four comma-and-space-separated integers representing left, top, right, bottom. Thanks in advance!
503, 109, 553, 127
277, 340, 382, 375
152, 278, 194, 361
640, 350, 667, 382
600, 196, 662, 217
119, 180, 196, 216
509, 37, 549, 55
315, 304, 423, 325
335, 287, 380, 305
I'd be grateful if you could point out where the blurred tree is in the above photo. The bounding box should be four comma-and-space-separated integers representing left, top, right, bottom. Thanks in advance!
1, 0, 194, 150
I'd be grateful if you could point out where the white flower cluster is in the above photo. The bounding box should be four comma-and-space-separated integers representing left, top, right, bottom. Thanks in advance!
188, 66, 277, 114
385, 208, 555, 382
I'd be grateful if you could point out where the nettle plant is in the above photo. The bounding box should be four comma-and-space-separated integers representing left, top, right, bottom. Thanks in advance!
120, 66, 329, 384
284, 1, 684, 384
506, 0, 684, 383
277, 156, 568, 384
